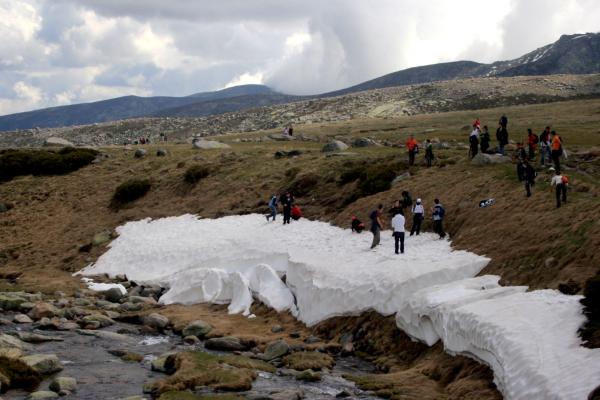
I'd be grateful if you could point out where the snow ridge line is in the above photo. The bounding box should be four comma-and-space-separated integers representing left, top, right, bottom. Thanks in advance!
80, 214, 600, 400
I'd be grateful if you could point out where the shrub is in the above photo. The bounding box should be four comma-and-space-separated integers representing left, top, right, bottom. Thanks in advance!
358, 166, 397, 196
338, 166, 366, 185
113, 179, 151, 204
287, 173, 320, 196
0, 148, 98, 182
184, 165, 210, 184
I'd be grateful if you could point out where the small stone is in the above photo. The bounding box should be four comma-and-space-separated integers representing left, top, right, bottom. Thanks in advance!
73, 298, 92, 307
103, 287, 124, 303
271, 325, 284, 333
120, 302, 142, 312
296, 369, 321, 382
13, 313, 33, 324
204, 336, 248, 352
262, 339, 290, 361
17, 332, 63, 343
134, 148, 147, 158
289, 331, 301, 339
81, 314, 114, 328
29, 391, 59, 399
151, 353, 175, 372
21, 354, 63, 375
49, 376, 77, 393
304, 335, 321, 344
545, 257, 558, 268
142, 313, 169, 330
127, 296, 157, 305
156, 149, 168, 156
182, 320, 213, 338
183, 335, 200, 345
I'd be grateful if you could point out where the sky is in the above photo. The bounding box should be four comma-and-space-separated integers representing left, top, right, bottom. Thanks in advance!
0, 0, 599, 115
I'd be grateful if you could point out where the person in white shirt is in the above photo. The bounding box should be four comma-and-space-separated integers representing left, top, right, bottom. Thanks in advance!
410, 198, 424, 236
550, 168, 567, 208
391, 211, 405, 254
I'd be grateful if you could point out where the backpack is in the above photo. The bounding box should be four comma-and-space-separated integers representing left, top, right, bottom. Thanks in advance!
435, 205, 445, 218
533, 134, 539, 144
561, 175, 569, 185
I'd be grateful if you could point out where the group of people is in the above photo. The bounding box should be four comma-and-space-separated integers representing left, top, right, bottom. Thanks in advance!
266, 192, 302, 224
468, 114, 509, 158
351, 191, 446, 254
283, 125, 294, 136
405, 135, 435, 167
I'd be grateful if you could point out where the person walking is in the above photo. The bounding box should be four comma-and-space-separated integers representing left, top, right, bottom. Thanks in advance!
432, 199, 446, 239
539, 126, 552, 166
391, 210, 405, 254
551, 131, 563, 173
469, 126, 480, 158
369, 204, 384, 249
266, 194, 278, 221
410, 198, 424, 236
518, 160, 537, 197
480, 126, 491, 154
424, 139, 434, 167
550, 169, 568, 208
280, 192, 294, 224
406, 135, 418, 166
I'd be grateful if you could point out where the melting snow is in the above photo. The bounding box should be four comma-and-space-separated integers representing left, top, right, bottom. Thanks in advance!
81, 214, 600, 400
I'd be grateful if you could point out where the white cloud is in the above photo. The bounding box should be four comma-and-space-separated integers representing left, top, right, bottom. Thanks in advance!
224, 72, 264, 88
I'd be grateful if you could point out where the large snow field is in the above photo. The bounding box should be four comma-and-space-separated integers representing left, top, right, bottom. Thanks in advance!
80, 214, 600, 400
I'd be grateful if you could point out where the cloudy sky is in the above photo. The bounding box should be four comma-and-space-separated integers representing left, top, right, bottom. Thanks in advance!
1, 0, 599, 115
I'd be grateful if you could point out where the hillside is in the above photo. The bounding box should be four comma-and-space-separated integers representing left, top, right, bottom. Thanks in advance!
1, 33, 599, 131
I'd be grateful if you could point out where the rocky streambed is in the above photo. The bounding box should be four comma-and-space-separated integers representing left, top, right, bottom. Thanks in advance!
0, 282, 382, 400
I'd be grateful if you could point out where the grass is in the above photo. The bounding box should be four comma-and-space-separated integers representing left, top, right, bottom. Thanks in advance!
283, 351, 335, 371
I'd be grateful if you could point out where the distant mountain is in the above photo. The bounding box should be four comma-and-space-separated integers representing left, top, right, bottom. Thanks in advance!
1, 33, 599, 131
0, 84, 284, 131
324, 32, 600, 96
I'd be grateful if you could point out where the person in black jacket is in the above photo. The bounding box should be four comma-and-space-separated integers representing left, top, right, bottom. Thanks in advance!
518, 160, 537, 197
280, 192, 294, 224
496, 124, 509, 156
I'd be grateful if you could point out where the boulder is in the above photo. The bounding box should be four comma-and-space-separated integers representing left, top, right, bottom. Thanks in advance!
340, 332, 354, 355
29, 391, 59, 399
103, 287, 124, 303
204, 336, 248, 352
262, 339, 290, 361
142, 313, 169, 330
192, 140, 230, 149
49, 376, 77, 393
134, 149, 147, 158
352, 138, 378, 147
43, 137, 74, 147
321, 140, 349, 152
156, 149, 168, 157
183, 335, 200, 345
181, 320, 213, 338
13, 314, 33, 324
21, 354, 63, 375
28, 303, 57, 320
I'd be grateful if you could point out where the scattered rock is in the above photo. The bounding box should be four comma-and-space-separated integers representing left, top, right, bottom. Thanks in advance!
151, 352, 176, 373
120, 302, 142, 312
322, 140, 349, 152
558, 279, 581, 295
0, 294, 27, 311
13, 314, 33, 324
274, 150, 302, 159
108, 350, 143, 362
127, 296, 157, 305
295, 369, 321, 382
156, 149, 168, 157
134, 149, 147, 158
304, 335, 321, 344
21, 354, 63, 375
29, 303, 57, 320
204, 336, 248, 352
262, 339, 290, 361
340, 332, 354, 355
352, 137, 378, 147
43, 137, 74, 147
289, 331, 301, 339
181, 320, 213, 338
142, 313, 169, 330
49, 376, 77, 393
81, 314, 114, 328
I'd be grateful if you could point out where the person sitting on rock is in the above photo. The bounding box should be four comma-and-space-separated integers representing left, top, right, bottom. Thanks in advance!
291, 204, 302, 221
351, 216, 365, 233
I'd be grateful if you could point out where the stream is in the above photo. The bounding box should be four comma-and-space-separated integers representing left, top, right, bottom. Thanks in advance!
1, 318, 381, 400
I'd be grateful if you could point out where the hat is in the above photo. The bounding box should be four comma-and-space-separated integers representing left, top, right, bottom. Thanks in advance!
416, 198, 421, 203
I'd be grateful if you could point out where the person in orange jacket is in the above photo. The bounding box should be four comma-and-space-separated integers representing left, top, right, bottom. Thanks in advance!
551, 131, 563, 173
406, 135, 418, 166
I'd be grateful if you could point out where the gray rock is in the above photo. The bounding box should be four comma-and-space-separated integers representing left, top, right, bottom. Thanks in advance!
17, 332, 63, 343
81, 314, 114, 328
340, 332, 354, 355
134, 149, 147, 158
182, 320, 213, 338
321, 140, 349, 152
127, 296, 157, 305
304, 335, 321, 344
262, 339, 290, 361
142, 313, 169, 330
271, 325, 284, 333
103, 287, 124, 303
352, 137, 378, 147
43, 137, 74, 147
13, 314, 33, 324
21, 354, 63, 375
183, 335, 200, 345
28, 303, 57, 320
120, 302, 142, 312
296, 369, 321, 382
29, 391, 59, 399
545, 257, 558, 268
73, 298, 92, 307
192, 140, 230, 149
204, 336, 248, 352
49, 376, 77, 393
156, 149, 168, 156
151, 352, 175, 372
0, 333, 27, 349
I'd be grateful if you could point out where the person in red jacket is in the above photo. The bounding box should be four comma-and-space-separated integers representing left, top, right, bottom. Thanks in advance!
291, 204, 302, 221
527, 128, 538, 161
406, 135, 418, 166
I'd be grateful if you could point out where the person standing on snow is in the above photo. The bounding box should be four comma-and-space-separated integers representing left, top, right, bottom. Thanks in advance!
391, 210, 406, 254
369, 204, 384, 249
432, 198, 446, 239
550, 168, 568, 208
280, 192, 294, 224
406, 135, 418, 166
410, 198, 424, 236
266, 194, 278, 221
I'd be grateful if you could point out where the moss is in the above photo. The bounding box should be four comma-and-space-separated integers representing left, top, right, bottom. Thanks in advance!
283, 351, 335, 371
150, 351, 271, 395
112, 179, 151, 204
184, 165, 210, 184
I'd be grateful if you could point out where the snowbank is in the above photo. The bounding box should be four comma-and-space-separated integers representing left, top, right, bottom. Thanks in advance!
80, 214, 600, 400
